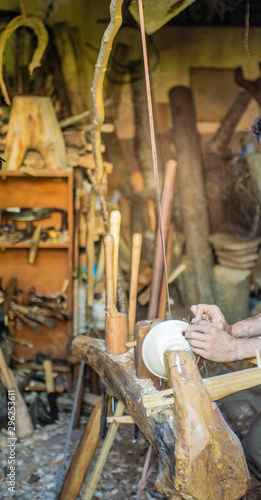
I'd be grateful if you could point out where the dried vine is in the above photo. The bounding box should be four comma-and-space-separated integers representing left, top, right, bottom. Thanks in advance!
0, 15, 49, 106
86, 0, 125, 312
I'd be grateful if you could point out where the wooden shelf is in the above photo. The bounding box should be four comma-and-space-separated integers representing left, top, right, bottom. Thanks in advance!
0, 242, 70, 249
0, 170, 74, 360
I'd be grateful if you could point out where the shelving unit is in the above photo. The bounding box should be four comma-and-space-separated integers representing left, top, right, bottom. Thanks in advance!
0, 170, 74, 360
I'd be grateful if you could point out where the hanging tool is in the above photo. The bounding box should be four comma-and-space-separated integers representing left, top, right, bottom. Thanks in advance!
43, 359, 59, 422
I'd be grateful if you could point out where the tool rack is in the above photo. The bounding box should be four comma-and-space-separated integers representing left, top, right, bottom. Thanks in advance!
0, 170, 74, 360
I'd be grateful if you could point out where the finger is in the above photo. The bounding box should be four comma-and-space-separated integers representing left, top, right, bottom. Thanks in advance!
185, 331, 208, 341
189, 339, 207, 349
190, 347, 208, 358
186, 324, 211, 335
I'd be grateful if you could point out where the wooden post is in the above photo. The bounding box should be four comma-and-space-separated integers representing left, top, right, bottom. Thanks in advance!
164, 349, 249, 500
148, 160, 177, 319
57, 397, 103, 500
169, 86, 214, 305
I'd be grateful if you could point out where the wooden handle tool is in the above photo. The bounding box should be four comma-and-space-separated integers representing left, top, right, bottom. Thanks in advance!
43, 359, 58, 421
148, 160, 177, 320
109, 210, 121, 303
128, 233, 142, 342
0, 347, 34, 438
29, 223, 42, 264
103, 234, 115, 308
157, 224, 173, 320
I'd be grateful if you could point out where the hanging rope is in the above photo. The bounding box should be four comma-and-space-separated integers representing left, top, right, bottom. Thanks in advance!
137, 0, 171, 319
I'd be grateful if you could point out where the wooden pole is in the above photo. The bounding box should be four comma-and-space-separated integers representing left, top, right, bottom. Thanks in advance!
82, 400, 125, 500
57, 397, 103, 500
169, 86, 214, 305
128, 233, 142, 342
147, 160, 177, 319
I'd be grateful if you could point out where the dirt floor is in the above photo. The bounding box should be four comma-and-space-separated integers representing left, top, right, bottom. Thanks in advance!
1, 382, 261, 500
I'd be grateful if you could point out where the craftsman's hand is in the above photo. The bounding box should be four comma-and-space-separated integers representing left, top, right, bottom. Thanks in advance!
191, 304, 231, 333
185, 323, 237, 362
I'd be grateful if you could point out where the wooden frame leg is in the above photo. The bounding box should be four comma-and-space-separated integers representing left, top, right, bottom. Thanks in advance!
82, 400, 125, 500
57, 396, 103, 500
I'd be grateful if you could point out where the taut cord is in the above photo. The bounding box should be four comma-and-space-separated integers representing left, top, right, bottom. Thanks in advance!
137, 0, 171, 319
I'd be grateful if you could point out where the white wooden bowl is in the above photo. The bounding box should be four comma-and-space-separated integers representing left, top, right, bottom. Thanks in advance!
142, 319, 191, 379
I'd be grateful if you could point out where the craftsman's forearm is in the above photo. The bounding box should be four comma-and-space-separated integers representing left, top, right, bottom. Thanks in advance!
233, 337, 261, 360
231, 313, 261, 338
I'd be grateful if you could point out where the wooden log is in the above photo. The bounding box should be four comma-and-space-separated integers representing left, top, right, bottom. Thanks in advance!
169, 86, 214, 305
164, 349, 249, 499
128, 233, 142, 342
57, 397, 103, 500
148, 160, 177, 319
3, 96, 68, 171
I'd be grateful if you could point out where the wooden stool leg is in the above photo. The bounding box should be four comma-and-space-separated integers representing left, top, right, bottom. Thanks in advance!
82, 400, 125, 500
57, 396, 103, 500
164, 350, 249, 500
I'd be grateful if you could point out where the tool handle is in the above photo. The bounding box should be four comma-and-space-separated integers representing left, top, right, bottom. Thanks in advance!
148, 160, 177, 320
109, 210, 121, 303
128, 233, 142, 342
43, 360, 54, 394
29, 224, 42, 264
104, 235, 115, 307
157, 224, 173, 320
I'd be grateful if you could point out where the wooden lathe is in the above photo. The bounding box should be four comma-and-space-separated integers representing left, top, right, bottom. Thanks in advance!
68, 161, 260, 500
